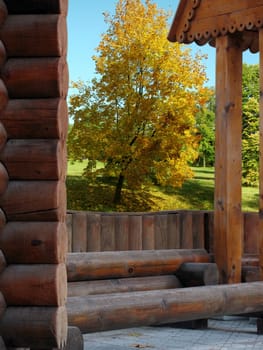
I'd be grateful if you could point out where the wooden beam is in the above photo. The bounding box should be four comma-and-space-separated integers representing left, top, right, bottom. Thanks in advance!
0, 222, 68, 264
1, 14, 67, 57
68, 275, 182, 297
175, 262, 219, 287
67, 249, 210, 281
214, 34, 243, 283
2, 57, 68, 98
1, 98, 68, 139
0, 306, 68, 348
0, 264, 67, 306
67, 282, 263, 333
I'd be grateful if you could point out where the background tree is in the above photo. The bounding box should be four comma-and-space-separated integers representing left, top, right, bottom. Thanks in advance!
242, 97, 259, 186
242, 64, 260, 186
195, 92, 215, 167
68, 0, 209, 205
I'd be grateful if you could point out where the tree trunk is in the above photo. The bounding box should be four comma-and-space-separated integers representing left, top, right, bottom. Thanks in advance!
113, 173, 124, 205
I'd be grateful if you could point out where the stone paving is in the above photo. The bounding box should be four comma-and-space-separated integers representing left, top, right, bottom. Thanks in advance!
83, 318, 263, 350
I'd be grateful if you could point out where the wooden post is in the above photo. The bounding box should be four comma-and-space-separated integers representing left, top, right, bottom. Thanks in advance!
214, 35, 243, 284
259, 28, 263, 280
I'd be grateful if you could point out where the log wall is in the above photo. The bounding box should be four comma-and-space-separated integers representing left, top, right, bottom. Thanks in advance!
0, 1, 69, 348
67, 210, 260, 255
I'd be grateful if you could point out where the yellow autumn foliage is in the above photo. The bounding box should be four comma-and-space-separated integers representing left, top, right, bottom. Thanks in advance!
68, 0, 210, 204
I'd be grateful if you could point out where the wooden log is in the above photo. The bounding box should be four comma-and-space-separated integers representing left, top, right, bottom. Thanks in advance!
0, 139, 66, 180
154, 214, 168, 249
0, 264, 67, 306
100, 215, 115, 251
68, 275, 182, 297
4, 0, 68, 15
0, 0, 7, 26
244, 212, 259, 254
167, 212, 180, 249
0, 291, 6, 320
142, 215, 155, 250
67, 282, 263, 333
1, 98, 68, 139
0, 221, 68, 264
0, 162, 8, 195
192, 211, 205, 248
0, 209, 6, 229
0, 79, 8, 112
2, 57, 68, 98
86, 213, 101, 252
0, 250, 7, 274
175, 262, 219, 287
72, 212, 87, 253
115, 215, 129, 251
242, 255, 259, 267
0, 306, 67, 348
0, 123, 7, 152
129, 215, 142, 250
33, 327, 83, 350
242, 266, 260, 282
204, 211, 214, 253
180, 211, 193, 249
66, 213, 73, 253
0, 181, 66, 221
1, 15, 67, 57
0, 40, 7, 67
67, 249, 210, 281
214, 35, 243, 283
0, 337, 6, 350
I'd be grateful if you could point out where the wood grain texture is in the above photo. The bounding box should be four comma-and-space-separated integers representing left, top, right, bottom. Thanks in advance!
0, 139, 66, 180
0, 306, 68, 348
0, 263, 67, 306
0, 180, 66, 221
214, 35, 243, 283
67, 249, 210, 281
0, 221, 68, 264
2, 57, 68, 98
67, 282, 263, 333
68, 275, 182, 297
1, 14, 67, 57
1, 98, 68, 139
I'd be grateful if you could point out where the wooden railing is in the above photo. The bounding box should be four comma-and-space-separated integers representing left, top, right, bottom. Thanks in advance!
66, 210, 259, 255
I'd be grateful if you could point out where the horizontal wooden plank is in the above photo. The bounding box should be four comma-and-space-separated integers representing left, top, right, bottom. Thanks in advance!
0, 263, 67, 306
68, 282, 263, 333
67, 249, 210, 281
0, 306, 67, 348
68, 275, 182, 297
0, 139, 66, 180
0, 180, 66, 221
1, 98, 68, 139
2, 57, 68, 98
1, 14, 67, 57
0, 221, 68, 264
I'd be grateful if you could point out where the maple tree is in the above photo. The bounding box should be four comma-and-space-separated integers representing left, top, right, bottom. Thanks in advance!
68, 0, 209, 205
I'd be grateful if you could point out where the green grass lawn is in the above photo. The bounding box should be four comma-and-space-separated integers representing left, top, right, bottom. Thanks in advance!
66, 162, 259, 212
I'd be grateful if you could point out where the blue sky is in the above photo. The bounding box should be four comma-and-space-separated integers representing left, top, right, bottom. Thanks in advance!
67, 0, 259, 89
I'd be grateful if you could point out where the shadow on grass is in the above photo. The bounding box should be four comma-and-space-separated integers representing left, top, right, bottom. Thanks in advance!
242, 192, 259, 212
66, 176, 164, 212
161, 179, 214, 210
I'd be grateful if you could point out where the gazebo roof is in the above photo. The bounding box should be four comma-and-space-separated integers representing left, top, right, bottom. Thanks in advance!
168, 0, 263, 52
